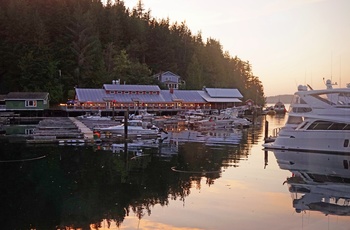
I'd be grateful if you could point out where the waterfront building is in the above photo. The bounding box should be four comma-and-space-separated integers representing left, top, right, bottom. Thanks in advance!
63, 81, 243, 114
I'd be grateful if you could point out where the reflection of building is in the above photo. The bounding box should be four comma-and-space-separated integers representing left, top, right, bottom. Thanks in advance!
272, 149, 350, 216
63, 81, 243, 113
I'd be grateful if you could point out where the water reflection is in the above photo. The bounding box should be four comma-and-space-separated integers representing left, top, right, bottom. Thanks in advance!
270, 149, 350, 216
0, 123, 263, 229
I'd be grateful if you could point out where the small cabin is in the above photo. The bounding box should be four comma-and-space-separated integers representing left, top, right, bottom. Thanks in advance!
5, 92, 50, 111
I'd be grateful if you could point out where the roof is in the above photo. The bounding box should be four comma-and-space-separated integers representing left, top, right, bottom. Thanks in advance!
103, 84, 160, 92
76, 88, 166, 103
75, 85, 242, 104
198, 91, 242, 103
204, 88, 243, 98
5, 92, 49, 100
161, 90, 207, 103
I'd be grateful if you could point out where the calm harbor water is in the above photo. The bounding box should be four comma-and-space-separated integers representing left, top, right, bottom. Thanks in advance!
1, 110, 350, 230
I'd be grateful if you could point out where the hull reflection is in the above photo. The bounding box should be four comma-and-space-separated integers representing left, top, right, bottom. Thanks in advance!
271, 149, 350, 216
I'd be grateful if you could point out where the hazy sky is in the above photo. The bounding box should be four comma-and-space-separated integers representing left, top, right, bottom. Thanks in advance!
122, 0, 350, 96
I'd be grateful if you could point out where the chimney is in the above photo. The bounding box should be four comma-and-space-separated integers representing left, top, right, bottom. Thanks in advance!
170, 87, 174, 94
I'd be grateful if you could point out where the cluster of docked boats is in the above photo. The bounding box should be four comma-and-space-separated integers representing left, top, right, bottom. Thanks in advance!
264, 79, 350, 153
79, 107, 252, 138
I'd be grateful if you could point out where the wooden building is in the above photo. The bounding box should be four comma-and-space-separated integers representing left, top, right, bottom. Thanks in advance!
63, 82, 243, 114
5, 92, 50, 111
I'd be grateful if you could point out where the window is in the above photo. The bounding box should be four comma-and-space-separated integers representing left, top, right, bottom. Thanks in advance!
25, 100, 37, 107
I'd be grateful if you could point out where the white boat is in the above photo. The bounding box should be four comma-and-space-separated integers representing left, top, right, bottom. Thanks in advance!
78, 110, 111, 121
271, 149, 350, 216
99, 120, 160, 135
264, 79, 350, 153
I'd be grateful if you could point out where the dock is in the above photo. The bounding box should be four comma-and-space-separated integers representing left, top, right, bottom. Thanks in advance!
69, 117, 93, 139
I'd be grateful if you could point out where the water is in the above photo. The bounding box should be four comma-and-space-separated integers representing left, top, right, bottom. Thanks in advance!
1, 113, 350, 230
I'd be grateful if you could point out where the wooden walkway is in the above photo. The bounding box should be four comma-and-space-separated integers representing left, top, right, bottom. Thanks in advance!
69, 117, 94, 140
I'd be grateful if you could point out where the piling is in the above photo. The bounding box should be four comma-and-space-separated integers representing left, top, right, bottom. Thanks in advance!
264, 120, 269, 140
124, 108, 129, 140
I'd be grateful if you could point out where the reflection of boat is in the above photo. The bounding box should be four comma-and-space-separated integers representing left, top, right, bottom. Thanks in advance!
99, 120, 160, 135
273, 101, 287, 114
271, 149, 350, 216
264, 79, 350, 153
164, 129, 242, 145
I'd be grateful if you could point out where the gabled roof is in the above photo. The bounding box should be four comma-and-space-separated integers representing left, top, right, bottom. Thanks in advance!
204, 88, 243, 98
76, 88, 165, 103
161, 90, 206, 103
103, 84, 160, 92
198, 91, 242, 103
5, 92, 49, 100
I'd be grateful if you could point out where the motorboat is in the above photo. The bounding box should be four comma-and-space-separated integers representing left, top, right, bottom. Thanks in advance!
273, 101, 287, 114
264, 79, 350, 153
270, 149, 350, 216
78, 110, 111, 121
98, 119, 160, 135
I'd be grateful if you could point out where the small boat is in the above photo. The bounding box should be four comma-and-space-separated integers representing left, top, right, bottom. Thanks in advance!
263, 106, 276, 115
273, 101, 286, 114
98, 120, 160, 135
78, 110, 111, 121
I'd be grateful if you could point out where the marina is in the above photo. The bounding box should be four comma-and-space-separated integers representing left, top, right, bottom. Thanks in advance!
1, 111, 350, 229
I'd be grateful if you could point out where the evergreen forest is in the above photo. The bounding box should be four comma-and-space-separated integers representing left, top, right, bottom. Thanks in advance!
0, 0, 266, 105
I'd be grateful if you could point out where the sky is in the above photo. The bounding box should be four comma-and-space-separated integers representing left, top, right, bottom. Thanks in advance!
121, 0, 350, 96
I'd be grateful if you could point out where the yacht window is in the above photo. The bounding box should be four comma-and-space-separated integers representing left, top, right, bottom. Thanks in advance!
307, 120, 333, 130
311, 94, 334, 105
299, 98, 307, 104
344, 160, 349, 169
343, 124, 350, 130
328, 122, 347, 130
299, 122, 309, 129
292, 107, 312, 113
286, 116, 303, 125
344, 139, 349, 148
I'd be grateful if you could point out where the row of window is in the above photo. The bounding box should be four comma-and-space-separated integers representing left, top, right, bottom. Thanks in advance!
107, 91, 159, 95
305, 120, 350, 130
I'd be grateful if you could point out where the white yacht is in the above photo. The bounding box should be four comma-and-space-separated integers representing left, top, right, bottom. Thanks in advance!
264, 79, 350, 153
271, 149, 350, 216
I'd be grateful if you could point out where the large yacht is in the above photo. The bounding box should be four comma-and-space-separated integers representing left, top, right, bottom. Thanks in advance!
264, 79, 350, 153
271, 149, 350, 216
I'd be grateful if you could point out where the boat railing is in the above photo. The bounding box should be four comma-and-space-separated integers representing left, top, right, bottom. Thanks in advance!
272, 127, 282, 137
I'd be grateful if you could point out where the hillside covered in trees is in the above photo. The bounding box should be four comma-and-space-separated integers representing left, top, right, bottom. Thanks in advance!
0, 0, 265, 105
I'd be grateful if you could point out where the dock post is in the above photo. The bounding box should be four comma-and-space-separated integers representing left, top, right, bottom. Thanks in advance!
264, 120, 269, 140
124, 108, 129, 140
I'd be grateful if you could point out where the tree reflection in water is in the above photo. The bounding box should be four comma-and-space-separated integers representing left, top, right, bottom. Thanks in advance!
0, 128, 257, 229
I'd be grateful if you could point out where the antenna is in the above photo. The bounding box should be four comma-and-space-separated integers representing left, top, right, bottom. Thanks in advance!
339, 55, 342, 87
331, 51, 333, 82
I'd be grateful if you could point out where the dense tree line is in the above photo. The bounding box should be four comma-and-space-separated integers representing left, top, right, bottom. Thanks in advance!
0, 0, 265, 105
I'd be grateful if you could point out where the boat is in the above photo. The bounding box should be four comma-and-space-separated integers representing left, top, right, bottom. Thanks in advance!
273, 101, 287, 114
98, 119, 160, 135
78, 110, 111, 121
264, 79, 350, 153
270, 149, 350, 216
263, 106, 276, 115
